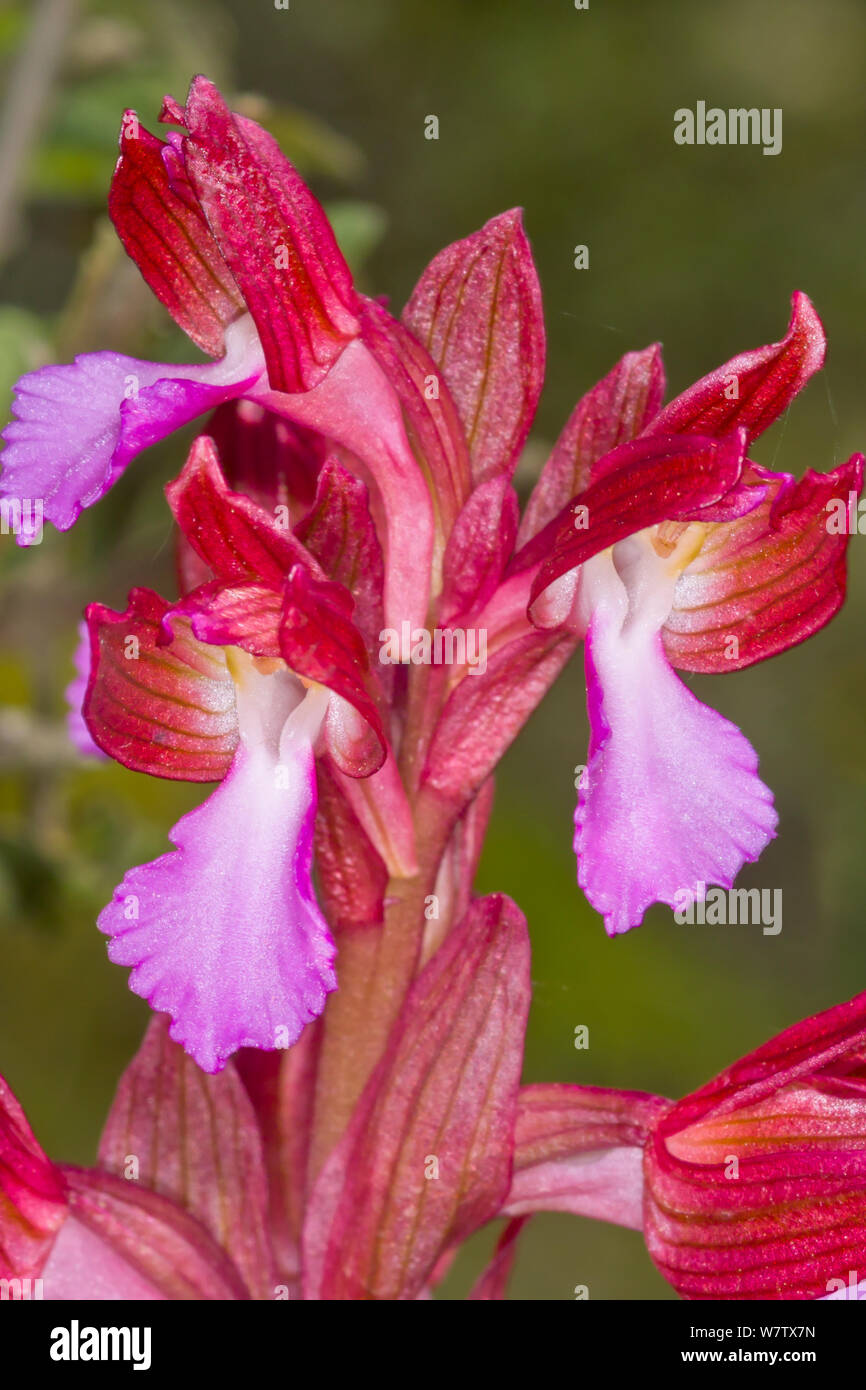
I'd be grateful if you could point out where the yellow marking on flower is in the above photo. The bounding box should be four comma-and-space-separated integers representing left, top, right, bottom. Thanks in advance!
652, 520, 707, 572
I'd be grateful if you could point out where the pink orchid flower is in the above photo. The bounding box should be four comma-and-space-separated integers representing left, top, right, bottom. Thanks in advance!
80, 431, 414, 1073
56, 175, 859, 1069
7, 76, 857, 957
45, 133, 550, 1082
3, 72, 864, 1303
516, 296, 863, 933
503, 990, 866, 1300
0, 76, 433, 634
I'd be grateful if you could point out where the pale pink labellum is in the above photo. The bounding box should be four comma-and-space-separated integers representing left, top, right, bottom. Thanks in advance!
575, 540, 777, 935
97, 671, 336, 1072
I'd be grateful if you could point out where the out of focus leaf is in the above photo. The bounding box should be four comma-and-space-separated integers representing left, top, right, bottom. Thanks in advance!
28, 144, 111, 200
0, 6, 26, 57
325, 201, 387, 274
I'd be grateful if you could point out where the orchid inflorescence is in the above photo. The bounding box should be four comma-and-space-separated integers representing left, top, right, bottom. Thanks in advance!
1, 76, 864, 1301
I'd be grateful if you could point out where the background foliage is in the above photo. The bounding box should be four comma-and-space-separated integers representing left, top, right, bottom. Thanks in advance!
1, 0, 865, 1299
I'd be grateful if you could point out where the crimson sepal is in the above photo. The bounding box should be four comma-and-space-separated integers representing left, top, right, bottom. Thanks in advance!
645, 991, 866, 1301
280, 565, 386, 773
528, 429, 751, 611
358, 297, 471, 543
403, 209, 545, 486
664, 455, 865, 672
235, 1027, 323, 1295
519, 343, 665, 545
296, 456, 386, 652
424, 625, 574, 803
514, 1083, 668, 1165
205, 400, 324, 515
167, 435, 316, 589
84, 588, 238, 782
164, 581, 285, 661
440, 475, 519, 623
503, 1084, 667, 1230
98, 1016, 276, 1299
467, 1217, 527, 1300
313, 758, 387, 930
60, 1166, 250, 1300
645, 292, 825, 445
176, 77, 360, 393
108, 117, 244, 356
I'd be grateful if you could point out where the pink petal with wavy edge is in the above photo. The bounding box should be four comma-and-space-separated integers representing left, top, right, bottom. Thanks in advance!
0, 318, 264, 543
97, 673, 336, 1072
577, 545, 777, 934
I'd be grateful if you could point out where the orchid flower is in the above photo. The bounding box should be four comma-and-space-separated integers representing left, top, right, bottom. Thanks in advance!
3, 70, 864, 1304
515, 295, 863, 934
80, 432, 416, 1074
0, 76, 434, 634
503, 989, 866, 1300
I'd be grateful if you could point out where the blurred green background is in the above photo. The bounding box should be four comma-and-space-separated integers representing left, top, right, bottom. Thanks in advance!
1, 0, 865, 1300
